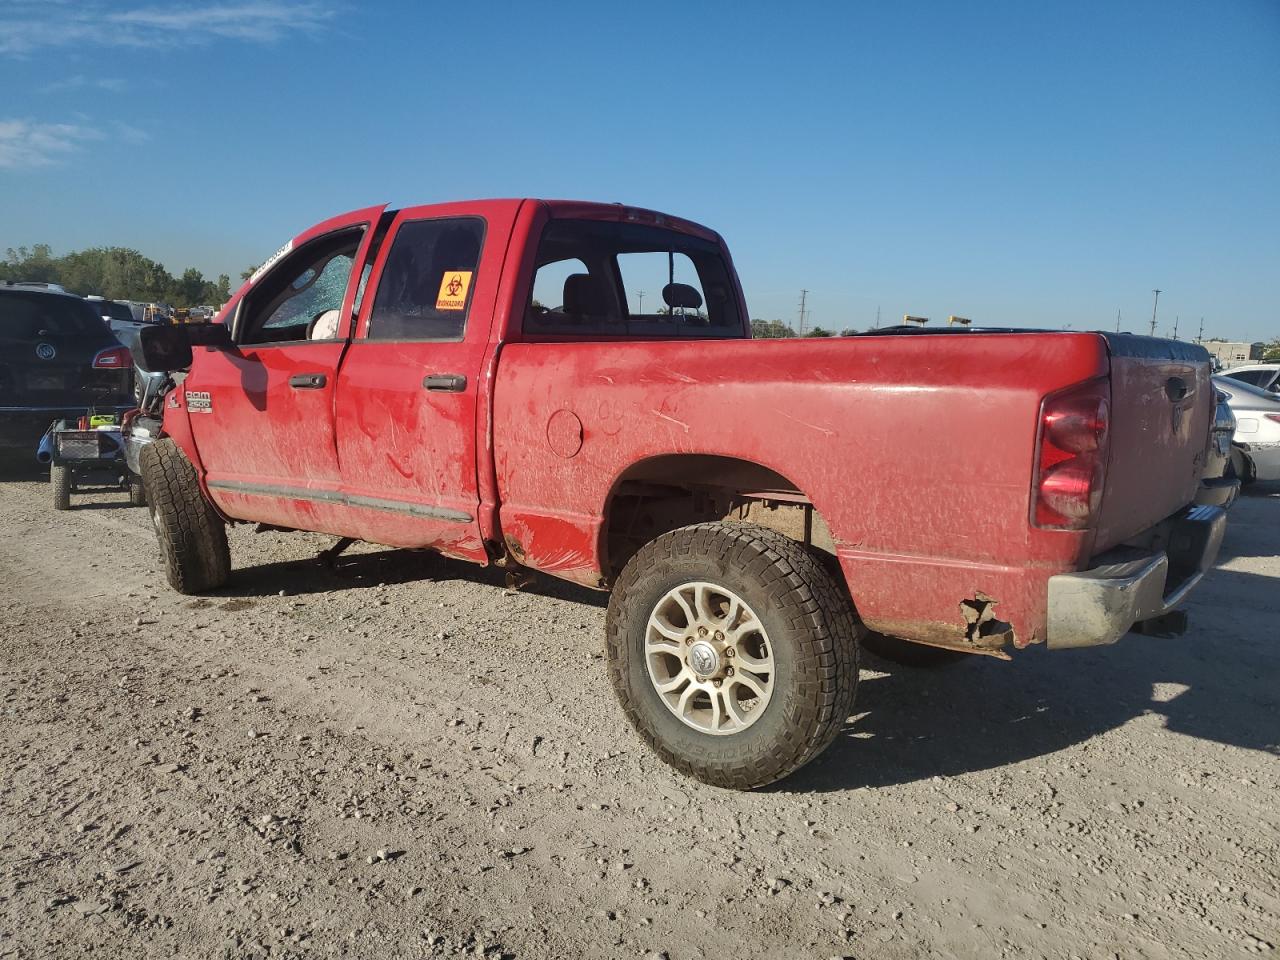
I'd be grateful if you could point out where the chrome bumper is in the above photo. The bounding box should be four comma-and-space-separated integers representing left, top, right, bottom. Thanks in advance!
123, 416, 161, 476
1046, 505, 1227, 650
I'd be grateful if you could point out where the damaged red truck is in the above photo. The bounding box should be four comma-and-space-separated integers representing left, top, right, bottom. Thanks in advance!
131, 199, 1230, 789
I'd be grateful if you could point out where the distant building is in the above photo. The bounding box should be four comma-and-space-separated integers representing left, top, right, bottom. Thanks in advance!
1201, 340, 1265, 368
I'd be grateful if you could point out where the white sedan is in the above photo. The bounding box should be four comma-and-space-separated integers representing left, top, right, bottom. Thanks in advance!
1213, 376, 1280, 483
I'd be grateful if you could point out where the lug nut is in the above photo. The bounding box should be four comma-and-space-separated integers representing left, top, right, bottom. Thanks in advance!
684, 636, 693, 645
726, 666, 734, 676
725, 648, 735, 658
698, 626, 709, 637
713, 679, 722, 688
714, 631, 724, 641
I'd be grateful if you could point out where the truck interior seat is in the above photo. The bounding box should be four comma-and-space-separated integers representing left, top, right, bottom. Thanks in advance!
562, 274, 610, 324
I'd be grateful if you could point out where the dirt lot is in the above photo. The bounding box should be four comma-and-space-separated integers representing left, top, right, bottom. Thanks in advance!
0, 467, 1276, 960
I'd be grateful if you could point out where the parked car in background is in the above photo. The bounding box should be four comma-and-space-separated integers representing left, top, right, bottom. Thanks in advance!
1196, 388, 1240, 508
1221, 363, 1280, 396
0, 286, 134, 460
1213, 375, 1280, 484
86, 296, 157, 341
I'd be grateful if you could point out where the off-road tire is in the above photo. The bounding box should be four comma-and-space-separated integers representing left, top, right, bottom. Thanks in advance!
127, 474, 147, 507
861, 631, 970, 667
606, 522, 860, 790
140, 439, 229, 594
50, 464, 71, 511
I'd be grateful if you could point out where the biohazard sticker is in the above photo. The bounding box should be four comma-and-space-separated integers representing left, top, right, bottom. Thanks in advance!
435, 271, 473, 311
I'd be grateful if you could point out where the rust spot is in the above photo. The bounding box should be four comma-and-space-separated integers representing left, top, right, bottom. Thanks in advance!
959, 592, 1015, 649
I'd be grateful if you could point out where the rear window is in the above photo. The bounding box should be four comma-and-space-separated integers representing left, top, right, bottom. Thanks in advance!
524, 219, 742, 338
99, 301, 135, 321
0, 292, 107, 338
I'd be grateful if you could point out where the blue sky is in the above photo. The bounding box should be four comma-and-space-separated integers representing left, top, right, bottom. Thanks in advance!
1, 0, 1277, 340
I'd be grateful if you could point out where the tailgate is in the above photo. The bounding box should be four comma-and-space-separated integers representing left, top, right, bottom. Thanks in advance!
1093, 336, 1213, 551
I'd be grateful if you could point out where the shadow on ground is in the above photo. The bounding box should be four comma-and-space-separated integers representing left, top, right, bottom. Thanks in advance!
782, 556, 1280, 792
219, 548, 607, 609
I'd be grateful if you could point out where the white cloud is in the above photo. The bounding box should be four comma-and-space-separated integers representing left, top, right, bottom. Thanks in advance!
0, 2, 334, 55
40, 75, 131, 94
0, 119, 105, 168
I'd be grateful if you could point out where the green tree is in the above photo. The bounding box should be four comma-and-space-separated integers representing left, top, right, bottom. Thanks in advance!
750, 318, 797, 338
1262, 338, 1280, 361
805, 327, 833, 337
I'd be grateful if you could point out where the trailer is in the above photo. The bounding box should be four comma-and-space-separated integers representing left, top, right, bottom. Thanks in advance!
36, 413, 145, 511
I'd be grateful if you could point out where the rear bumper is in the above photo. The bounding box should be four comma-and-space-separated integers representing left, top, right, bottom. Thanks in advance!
1195, 475, 1240, 509
1046, 504, 1226, 649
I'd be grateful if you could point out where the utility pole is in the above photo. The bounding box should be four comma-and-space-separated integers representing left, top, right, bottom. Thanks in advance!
636, 290, 645, 314
1149, 289, 1161, 337
1116, 308, 1121, 333
1197, 317, 1204, 343
875, 305, 881, 329
1172, 315, 1179, 340
798, 289, 809, 336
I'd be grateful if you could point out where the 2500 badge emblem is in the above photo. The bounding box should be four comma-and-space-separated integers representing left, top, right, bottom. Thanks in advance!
186, 391, 213, 414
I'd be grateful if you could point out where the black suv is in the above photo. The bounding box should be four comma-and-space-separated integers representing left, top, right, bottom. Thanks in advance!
0, 285, 134, 459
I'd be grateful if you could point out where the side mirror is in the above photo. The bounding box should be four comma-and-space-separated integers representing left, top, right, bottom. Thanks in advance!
134, 324, 193, 373
187, 322, 231, 349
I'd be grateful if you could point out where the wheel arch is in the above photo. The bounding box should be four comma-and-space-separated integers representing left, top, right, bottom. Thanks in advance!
598, 452, 842, 584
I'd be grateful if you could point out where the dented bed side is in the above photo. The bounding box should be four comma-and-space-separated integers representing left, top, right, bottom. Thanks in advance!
491, 332, 1113, 652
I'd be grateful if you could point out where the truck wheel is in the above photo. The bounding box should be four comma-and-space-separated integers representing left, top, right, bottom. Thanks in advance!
127, 474, 147, 507
606, 522, 860, 790
861, 631, 970, 667
50, 464, 71, 511
140, 439, 230, 594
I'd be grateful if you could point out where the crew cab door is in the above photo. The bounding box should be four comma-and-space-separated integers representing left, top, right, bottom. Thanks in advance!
186, 205, 385, 529
333, 202, 516, 562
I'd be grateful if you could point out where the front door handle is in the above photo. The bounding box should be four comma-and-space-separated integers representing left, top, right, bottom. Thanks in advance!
289, 373, 327, 389
423, 373, 467, 392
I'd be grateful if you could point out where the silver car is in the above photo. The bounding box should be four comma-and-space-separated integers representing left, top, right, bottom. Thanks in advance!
1213, 375, 1280, 484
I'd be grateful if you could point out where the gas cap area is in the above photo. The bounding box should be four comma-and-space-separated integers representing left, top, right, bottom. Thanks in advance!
547, 409, 584, 459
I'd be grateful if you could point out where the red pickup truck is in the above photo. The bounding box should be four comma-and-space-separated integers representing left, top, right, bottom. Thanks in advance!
132, 199, 1228, 789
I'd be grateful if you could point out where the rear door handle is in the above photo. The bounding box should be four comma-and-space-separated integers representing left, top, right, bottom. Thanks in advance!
423, 373, 467, 392
289, 373, 327, 389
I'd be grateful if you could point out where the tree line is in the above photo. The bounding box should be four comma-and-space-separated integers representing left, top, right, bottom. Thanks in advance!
751, 319, 859, 338
1, 244, 233, 308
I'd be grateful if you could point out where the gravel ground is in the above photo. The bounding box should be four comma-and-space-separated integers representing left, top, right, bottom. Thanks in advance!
1, 466, 1277, 960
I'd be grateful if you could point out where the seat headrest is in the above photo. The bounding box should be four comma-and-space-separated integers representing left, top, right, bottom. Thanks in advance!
563, 274, 608, 317
662, 282, 703, 310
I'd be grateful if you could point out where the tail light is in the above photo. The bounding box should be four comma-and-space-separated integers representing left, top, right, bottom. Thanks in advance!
92, 345, 131, 369
1033, 378, 1110, 530
1266, 414, 1280, 426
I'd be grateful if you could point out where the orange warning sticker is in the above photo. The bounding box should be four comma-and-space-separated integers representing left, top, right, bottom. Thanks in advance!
435, 271, 473, 311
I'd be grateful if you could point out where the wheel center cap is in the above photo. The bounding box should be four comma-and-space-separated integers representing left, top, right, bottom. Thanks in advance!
689, 640, 720, 677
